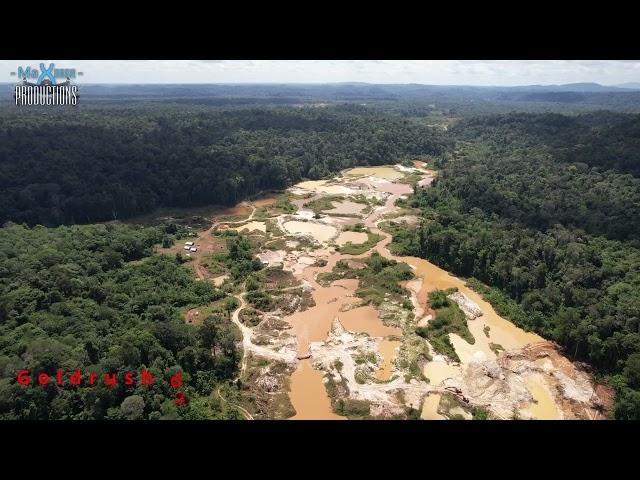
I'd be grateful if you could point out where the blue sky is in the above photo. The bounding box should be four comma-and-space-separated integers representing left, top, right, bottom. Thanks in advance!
2, 60, 639, 85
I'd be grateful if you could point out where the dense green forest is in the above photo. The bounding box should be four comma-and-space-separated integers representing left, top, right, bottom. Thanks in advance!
392, 112, 640, 418
3, 98, 640, 419
0, 222, 241, 419
0, 104, 448, 226
457, 112, 640, 177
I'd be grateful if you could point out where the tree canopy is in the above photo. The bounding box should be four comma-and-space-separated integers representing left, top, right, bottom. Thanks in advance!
393, 112, 640, 418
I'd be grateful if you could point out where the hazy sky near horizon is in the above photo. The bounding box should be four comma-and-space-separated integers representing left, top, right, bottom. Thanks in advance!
2, 60, 639, 85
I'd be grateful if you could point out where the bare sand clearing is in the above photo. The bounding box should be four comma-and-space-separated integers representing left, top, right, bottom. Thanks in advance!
257, 250, 286, 266
212, 274, 229, 287
335, 231, 368, 246
325, 200, 365, 215
418, 176, 435, 187
345, 166, 404, 180
294, 180, 354, 195
233, 221, 266, 233
282, 221, 337, 242
424, 360, 460, 385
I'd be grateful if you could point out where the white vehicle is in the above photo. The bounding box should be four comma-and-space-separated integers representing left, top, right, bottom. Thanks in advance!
190, 247, 198, 252
183, 246, 191, 250
185, 241, 194, 247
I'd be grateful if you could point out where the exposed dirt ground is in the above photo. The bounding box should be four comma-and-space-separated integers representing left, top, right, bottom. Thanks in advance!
175, 164, 613, 420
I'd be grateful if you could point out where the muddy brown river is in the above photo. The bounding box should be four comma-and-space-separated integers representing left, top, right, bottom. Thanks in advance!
289, 359, 346, 420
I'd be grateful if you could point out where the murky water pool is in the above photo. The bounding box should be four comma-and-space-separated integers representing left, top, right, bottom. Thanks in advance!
289, 360, 346, 420
525, 376, 561, 420
421, 394, 445, 420
375, 339, 401, 381
338, 305, 402, 338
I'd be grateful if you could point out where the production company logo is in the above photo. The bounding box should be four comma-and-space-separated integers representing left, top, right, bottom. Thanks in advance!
11, 62, 82, 106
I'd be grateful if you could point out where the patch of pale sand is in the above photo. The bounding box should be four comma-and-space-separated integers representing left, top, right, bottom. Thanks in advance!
418, 176, 435, 187
293, 180, 355, 195
421, 394, 446, 420
212, 274, 229, 287
449, 309, 543, 365
535, 357, 554, 372
391, 215, 419, 225
344, 181, 371, 191
185, 308, 204, 326
449, 331, 495, 365
295, 180, 328, 190
345, 166, 404, 180
232, 221, 266, 233
449, 406, 472, 420
257, 250, 286, 265
320, 185, 360, 195
325, 200, 365, 215
396, 164, 422, 173
423, 359, 460, 385
335, 231, 368, 246
292, 210, 315, 220
417, 314, 433, 327
283, 254, 317, 276
282, 221, 337, 242
332, 216, 365, 227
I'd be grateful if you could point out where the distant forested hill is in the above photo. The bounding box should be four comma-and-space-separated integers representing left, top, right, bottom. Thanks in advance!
446, 112, 640, 241
0, 105, 449, 226
457, 112, 640, 177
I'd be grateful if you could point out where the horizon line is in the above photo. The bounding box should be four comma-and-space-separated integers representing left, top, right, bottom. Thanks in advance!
1, 81, 638, 87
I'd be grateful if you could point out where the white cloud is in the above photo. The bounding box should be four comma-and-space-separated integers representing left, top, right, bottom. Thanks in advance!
1, 60, 639, 85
